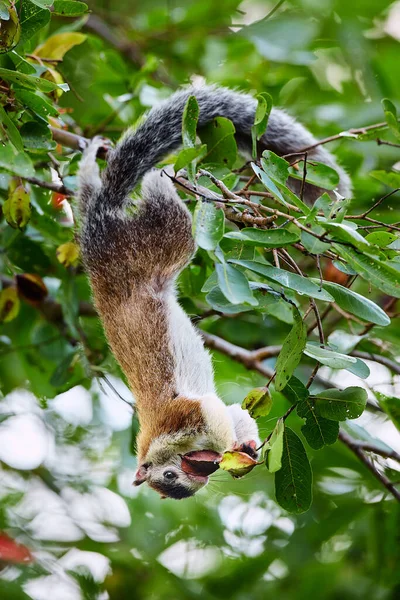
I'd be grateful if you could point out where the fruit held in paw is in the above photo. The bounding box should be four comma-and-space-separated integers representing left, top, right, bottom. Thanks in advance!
219, 450, 258, 478
180, 450, 222, 477
234, 440, 259, 459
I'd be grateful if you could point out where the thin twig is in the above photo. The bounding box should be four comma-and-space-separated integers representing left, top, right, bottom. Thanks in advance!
351, 351, 400, 375
24, 176, 73, 196
376, 139, 400, 149
348, 188, 400, 220
264, 0, 286, 21
299, 152, 308, 202
339, 430, 400, 502
346, 441, 400, 464
283, 120, 391, 155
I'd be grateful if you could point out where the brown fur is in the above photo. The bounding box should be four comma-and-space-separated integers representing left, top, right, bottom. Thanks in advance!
136, 397, 205, 462
90, 267, 205, 463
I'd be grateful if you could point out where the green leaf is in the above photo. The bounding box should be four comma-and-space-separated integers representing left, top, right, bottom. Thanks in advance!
327, 330, 364, 354
52, 0, 88, 17
251, 92, 272, 157
275, 305, 306, 391
20, 121, 56, 151
0, 287, 20, 323
199, 116, 237, 168
9, 50, 36, 74
242, 387, 272, 419
301, 228, 331, 255
319, 281, 391, 326
182, 95, 199, 148
275, 426, 312, 514
313, 387, 368, 421
201, 270, 218, 293
260, 151, 287, 184
30, 0, 54, 6
282, 376, 308, 405
0, 105, 23, 151
320, 221, 370, 252
0, 5, 20, 53
174, 145, 207, 173
304, 343, 357, 369
0, 67, 60, 92
0, 143, 34, 177
365, 231, 398, 248
370, 170, 400, 188
382, 98, 400, 141
193, 201, 225, 251
19, 1, 50, 44
224, 227, 300, 247
288, 379, 339, 450
346, 358, 370, 379
57, 242, 80, 267
14, 89, 58, 120
256, 151, 311, 214
266, 418, 284, 473
206, 286, 252, 314
252, 162, 287, 206
231, 259, 335, 302
376, 392, 400, 431
332, 260, 357, 276
216, 263, 258, 306
3, 183, 31, 229
333, 243, 400, 299
252, 292, 294, 323
299, 399, 339, 450
288, 160, 340, 190
36, 31, 87, 59
181, 95, 199, 181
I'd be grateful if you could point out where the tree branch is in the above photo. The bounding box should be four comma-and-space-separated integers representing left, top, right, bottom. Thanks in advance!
352, 350, 400, 376
339, 430, 400, 502
347, 440, 400, 463
199, 331, 275, 378
24, 176, 73, 196
283, 120, 392, 155
50, 126, 88, 152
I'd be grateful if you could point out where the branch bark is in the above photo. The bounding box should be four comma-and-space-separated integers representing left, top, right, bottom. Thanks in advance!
348, 440, 400, 463
339, 431, 400, 502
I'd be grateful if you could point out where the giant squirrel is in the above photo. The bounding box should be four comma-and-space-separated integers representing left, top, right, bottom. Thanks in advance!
77, 85, 351, 499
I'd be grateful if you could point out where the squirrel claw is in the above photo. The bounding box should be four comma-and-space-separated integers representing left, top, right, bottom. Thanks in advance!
232, 440, 258, 459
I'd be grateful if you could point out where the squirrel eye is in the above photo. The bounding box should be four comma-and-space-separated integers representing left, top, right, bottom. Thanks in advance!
164, 470, 177, 481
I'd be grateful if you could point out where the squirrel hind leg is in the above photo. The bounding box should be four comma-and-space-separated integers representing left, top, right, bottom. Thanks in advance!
78, 137, 104, 215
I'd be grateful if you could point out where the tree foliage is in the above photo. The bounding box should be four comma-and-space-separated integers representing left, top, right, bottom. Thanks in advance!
0, 0, 400, 598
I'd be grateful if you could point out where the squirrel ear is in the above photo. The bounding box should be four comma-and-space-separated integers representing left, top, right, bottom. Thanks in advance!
133, 464, 149, 486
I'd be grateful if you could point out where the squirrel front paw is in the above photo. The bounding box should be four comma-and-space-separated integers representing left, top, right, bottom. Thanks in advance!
232, 440, 259, 460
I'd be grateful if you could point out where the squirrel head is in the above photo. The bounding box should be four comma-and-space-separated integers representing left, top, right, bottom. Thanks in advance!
133, 450, 222, 499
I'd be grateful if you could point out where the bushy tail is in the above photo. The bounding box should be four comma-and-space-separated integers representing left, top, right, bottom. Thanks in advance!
77, 85, 351, 280
96, 85, 351, 208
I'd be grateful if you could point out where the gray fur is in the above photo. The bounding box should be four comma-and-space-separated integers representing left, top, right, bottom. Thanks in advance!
77, 85, 351, 498
79, 85, 351, 275
101, 84, 351, 205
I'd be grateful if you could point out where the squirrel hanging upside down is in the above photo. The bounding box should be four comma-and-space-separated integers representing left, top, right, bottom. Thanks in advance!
77, 85, 351, 499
